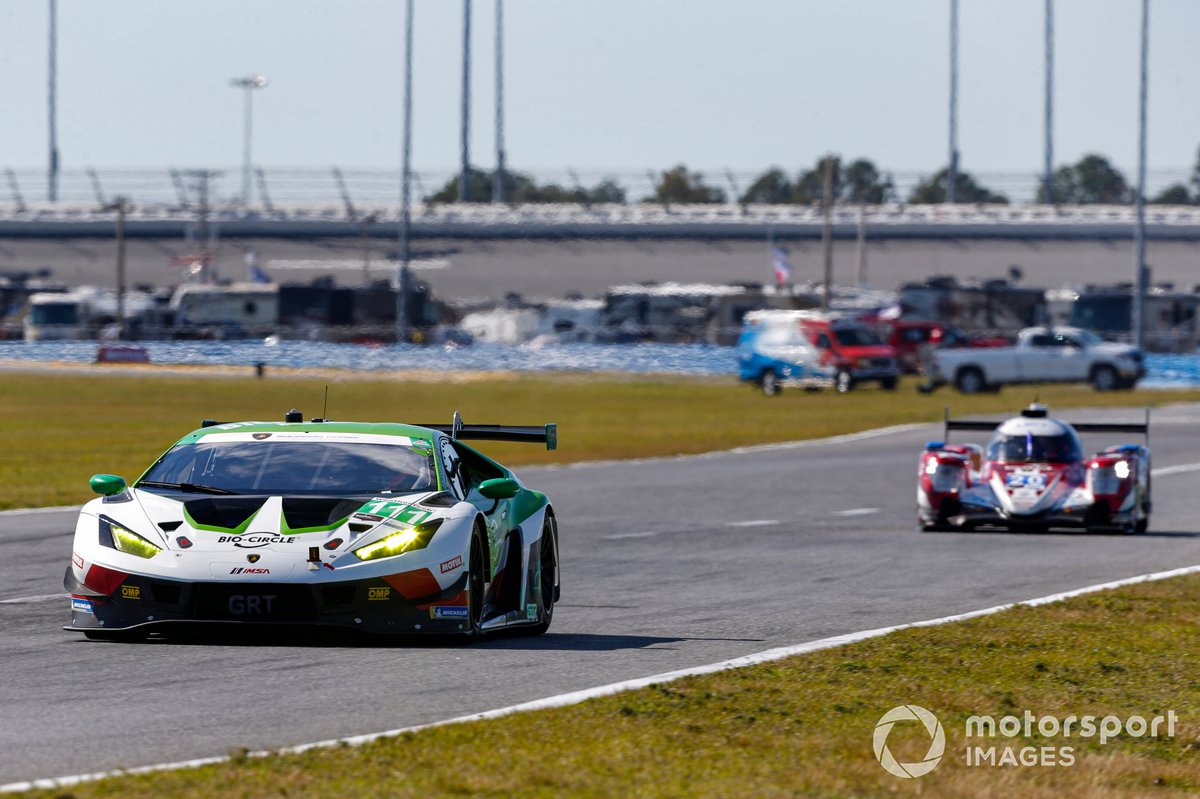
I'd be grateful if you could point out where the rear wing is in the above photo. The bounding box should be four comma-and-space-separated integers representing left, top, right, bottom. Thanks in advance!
942, 407, 1149, 443
422, 412, 558, 451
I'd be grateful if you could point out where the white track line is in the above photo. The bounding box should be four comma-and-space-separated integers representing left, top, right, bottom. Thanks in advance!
0, 593, 66, 605
0, 505, 79, 517
601, 531, 660, 540
725, 519, 778, 528
832, 508, 879, 517
1153, 462, 1200, 477
6, 562, 1200, 794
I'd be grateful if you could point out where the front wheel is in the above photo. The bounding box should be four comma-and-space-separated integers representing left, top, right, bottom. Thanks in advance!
880, 376, 898, 391
1091, 365, 1118, 392
465, 525, 486, 636
520, 514, 558, 636
955, 367, 986, 394
760, 370, 780, 397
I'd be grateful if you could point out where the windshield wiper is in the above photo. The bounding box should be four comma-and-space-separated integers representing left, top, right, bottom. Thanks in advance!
137, 480, 238, 495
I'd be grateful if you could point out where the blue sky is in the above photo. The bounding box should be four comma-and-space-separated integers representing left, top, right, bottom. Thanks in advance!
0, 0, 1197, 181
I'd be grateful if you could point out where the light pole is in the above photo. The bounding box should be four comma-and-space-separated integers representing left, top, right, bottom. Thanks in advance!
459, 0, 472, 202
397, 0, 415, 344
947, 0, 959, 204
1131, 0, 1149, 351
48, 0, 59, 203
230, 74, 268, 206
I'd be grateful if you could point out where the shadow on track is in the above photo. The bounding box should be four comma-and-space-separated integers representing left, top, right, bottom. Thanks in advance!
67, 627, 748, 651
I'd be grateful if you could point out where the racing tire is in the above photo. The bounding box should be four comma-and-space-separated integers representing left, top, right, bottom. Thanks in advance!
880, 376, 898, 391
465, 523, 486, 637
760, 370, 780, 397
835, 370, 854, 393
954, 367, 986, 394
1091, 365, 1118, 392
1136, 476, 1152, 533
519, 513, 558, 636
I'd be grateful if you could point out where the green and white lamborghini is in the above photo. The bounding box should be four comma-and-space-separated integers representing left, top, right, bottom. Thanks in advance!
64, 410, 559, 640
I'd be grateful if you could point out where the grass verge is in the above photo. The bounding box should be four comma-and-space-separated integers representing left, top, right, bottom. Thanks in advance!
16, 573, 1200, 798
3, 370, 1199, 509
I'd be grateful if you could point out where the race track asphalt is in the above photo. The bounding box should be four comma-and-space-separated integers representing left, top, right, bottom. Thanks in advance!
2, 404, 1200, 785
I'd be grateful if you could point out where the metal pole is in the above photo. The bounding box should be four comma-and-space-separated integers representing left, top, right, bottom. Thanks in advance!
87, 168, 106, 207
243, 85, 253, 204
48, 0, 59, 203
397, 0, 415, 343
114, 199, 127, 340
255, 168, 274, 213
1132, 0, 1149, 351
855, 206, 868, 288
493, 0, 505, 203
820, 157, 834, 310
458, 0, 472, 202
1043, 0, 1055, 204
947, 0, 959, 204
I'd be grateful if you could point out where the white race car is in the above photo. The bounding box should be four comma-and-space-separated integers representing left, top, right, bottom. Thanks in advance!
65, 410, 559, 640
918, 404, 1151, 533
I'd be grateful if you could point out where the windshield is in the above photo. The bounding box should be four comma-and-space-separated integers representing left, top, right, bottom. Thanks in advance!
139, 440, 437, 496
986, 432, 1080, 464
832, 326, 882, 347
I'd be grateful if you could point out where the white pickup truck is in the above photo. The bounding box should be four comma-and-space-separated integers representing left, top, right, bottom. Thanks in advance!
928, 326, 1145, 393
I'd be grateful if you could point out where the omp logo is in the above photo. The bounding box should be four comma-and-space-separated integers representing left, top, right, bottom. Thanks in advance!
367, 587, 391, 601
873, 705, 945, 779
120, 585, 141, 600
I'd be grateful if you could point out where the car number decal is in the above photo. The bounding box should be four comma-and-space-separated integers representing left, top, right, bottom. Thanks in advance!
358, 499, 432, 526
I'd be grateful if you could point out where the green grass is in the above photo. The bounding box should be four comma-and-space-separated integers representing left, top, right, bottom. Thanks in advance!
17, 573, 1200, 798
2, 369, 1199, 509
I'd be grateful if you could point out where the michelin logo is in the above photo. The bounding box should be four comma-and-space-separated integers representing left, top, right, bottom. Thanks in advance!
429, 606, 470, 620
71, 597, 95, 614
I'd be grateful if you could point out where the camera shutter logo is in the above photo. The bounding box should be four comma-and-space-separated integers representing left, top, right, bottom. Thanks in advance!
873, 705, 945, 778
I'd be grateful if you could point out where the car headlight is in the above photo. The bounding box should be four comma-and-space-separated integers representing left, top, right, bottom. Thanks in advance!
351, 518, 444, 562
99, 517, 163, 559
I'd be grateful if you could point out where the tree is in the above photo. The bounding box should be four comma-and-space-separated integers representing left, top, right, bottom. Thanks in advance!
427, 169, 627, 204
1149, 183, 1193, 205
1191, 145, 1200, 199
739, 167, 793, 204
646, 166, 725, 204
792, 156, 838, 204
908, 168, 1008, 204
842, 158, 895, 203
1039, 154, 1130, 204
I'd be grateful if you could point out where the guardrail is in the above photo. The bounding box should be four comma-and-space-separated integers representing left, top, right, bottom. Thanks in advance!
1, 203, 1199, 241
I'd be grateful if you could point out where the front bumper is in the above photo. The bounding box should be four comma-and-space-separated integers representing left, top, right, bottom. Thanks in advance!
920, 501, 1135, 532
64, 568, 471, 635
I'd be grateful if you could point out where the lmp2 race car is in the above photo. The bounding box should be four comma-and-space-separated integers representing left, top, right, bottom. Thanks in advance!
65, 410, 559, 640
918, 403, 1151, 533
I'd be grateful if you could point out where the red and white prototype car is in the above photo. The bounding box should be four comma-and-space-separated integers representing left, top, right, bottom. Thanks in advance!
918, 404, 1151, 533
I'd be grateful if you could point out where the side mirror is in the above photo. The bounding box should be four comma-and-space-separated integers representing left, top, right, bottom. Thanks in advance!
477, 478, 520, 500
90, 474, 127, 496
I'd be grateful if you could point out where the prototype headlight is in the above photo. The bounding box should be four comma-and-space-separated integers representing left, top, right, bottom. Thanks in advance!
99, 518, 163, 559
351, 518, 444, 562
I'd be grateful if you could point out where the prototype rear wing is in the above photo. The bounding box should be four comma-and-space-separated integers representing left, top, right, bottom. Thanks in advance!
422, 412, 558, 451
942, 407, 1149, 443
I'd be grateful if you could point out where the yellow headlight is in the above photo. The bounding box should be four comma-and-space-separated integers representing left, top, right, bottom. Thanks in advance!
352, 528, 420, 561
112, 525, 163, 559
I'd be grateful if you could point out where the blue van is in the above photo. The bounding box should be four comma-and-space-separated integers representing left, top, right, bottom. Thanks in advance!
736, 310, 835, 395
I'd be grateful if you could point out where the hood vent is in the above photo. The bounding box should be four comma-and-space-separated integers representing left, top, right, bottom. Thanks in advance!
184, 497, 267, 530
281, 497, 362, 530
158, 521, 183, 532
